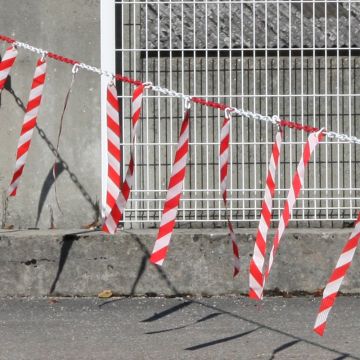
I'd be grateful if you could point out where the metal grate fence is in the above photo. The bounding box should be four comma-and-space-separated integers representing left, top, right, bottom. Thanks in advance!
113, 0, 360, 228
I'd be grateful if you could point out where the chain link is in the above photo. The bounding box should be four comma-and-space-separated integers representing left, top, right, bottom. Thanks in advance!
6, 37, 360, 146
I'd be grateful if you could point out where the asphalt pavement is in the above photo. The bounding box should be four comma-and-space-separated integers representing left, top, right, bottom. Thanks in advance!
0, 296, 359, 360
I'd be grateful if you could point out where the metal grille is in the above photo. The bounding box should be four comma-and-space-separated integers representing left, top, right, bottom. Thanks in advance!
113, 0, 360, 228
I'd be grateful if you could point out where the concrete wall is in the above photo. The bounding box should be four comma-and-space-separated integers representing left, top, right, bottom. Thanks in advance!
0, 0, 101, 229
0, 228, 358, 297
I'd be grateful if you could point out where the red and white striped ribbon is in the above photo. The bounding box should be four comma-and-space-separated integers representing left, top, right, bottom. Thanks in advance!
102, 84, 145, 234
219, 113, 240, 277
0, 45, 17, 92
105, 82, 121, 217
264, 130, 323, 281
249, 130, 282, 300
314, 212, 360, 336
8, 57, 47, 196
150, 106, 190, 266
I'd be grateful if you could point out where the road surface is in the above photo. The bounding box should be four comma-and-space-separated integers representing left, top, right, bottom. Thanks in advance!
0, 296, 359, 359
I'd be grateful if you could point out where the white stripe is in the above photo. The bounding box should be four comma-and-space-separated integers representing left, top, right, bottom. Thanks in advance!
17, 129, 35, 148
29, 84, 44, 100
314, 308, 330, 329
159, 208, 178, 228
152, 232, 172, 253
336, 248, 356, 268
107, 178, 120, 198
131, 94, 143, 118
162, 181, 184, 206
322, 278, 344, 298
107, 152, 120, 173
107, 103, 119, 123
33, 62, 47, 78
107, 130, 120, 151
23, 107, 40, 123
171, 153, 188, 176
105, 215, 118, 234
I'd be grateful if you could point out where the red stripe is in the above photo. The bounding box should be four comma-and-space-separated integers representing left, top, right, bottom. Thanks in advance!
179, 111, 190, 136
255, 231, 266, 256
108, 164, 121, 188
266, 174, 275, 195
318, 294, 336, 313
313, 323, 326, 336
107, 116, 121, 137
111, 203, 123, 224
173, 139, 189, 163
0, 57, 16, 71
9, 165, 25, 187
343, 233, 360, 253
108, 140, 121, 160
157, 219, 176, 240
31, 73, 46, 88
106, 192, 116, 210
249, 261, 263, 285
220, 133, 230, 154
168, 168, 186, 189
249, 288, 261, 300
150, 246, 169, 264
26, 95, 42, 113
20, 118, 37, 135
16, 140, 31, 159
220, 164, 228, 181
107, 88, 119, 111
163, 194, 181, 214
327, 263, 350, 283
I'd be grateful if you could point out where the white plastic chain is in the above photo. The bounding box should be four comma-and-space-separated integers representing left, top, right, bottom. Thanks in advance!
10, 39, 360, 146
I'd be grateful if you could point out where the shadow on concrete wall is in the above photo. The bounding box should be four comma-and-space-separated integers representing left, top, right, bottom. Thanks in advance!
1, 77, 99, 227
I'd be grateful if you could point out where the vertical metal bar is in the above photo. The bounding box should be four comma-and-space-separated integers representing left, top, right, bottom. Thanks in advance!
193, 2, 197, 222
229, 1, 233, 223
336, 0, 341, 220
312, 0, 317, 220
205, 2, 209, 221
100, 0, 116, 219
324, 0, 329, 221
157, 1, 161, 222
133, 1, 138, 223
252, 0, 257, 221
241, 0, 245, 221
300, 0, 305, 221
145, 0, 150, 223
348, 1, 353, 215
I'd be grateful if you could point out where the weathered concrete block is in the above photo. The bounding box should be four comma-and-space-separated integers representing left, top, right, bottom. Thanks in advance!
0, 228, 358, 297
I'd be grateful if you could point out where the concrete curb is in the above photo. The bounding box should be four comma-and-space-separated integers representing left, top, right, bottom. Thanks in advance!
0, 228, 358, 297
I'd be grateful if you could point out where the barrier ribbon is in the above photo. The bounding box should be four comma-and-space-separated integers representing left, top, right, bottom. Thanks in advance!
105, 81, 121, 217
8, 57, 47, 196
150, 102, 190, 265
0, 45, 17, 92
102, 83, 144, 234
264, 130, 323, 282
249, 130, 282, 300
314, 212, 360, 336
219, 111, 240, 277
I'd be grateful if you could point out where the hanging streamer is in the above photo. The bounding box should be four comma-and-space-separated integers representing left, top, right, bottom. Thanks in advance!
102, 83, 145, 234
219, 110, 240, 277
8, 57, 47, 196
0, 45, 17, 92
249, 130, 282, 300
105, 81, 121, 217
150, 101, 191, 265
314, 212, 360, 336
264, 130, 323, 282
